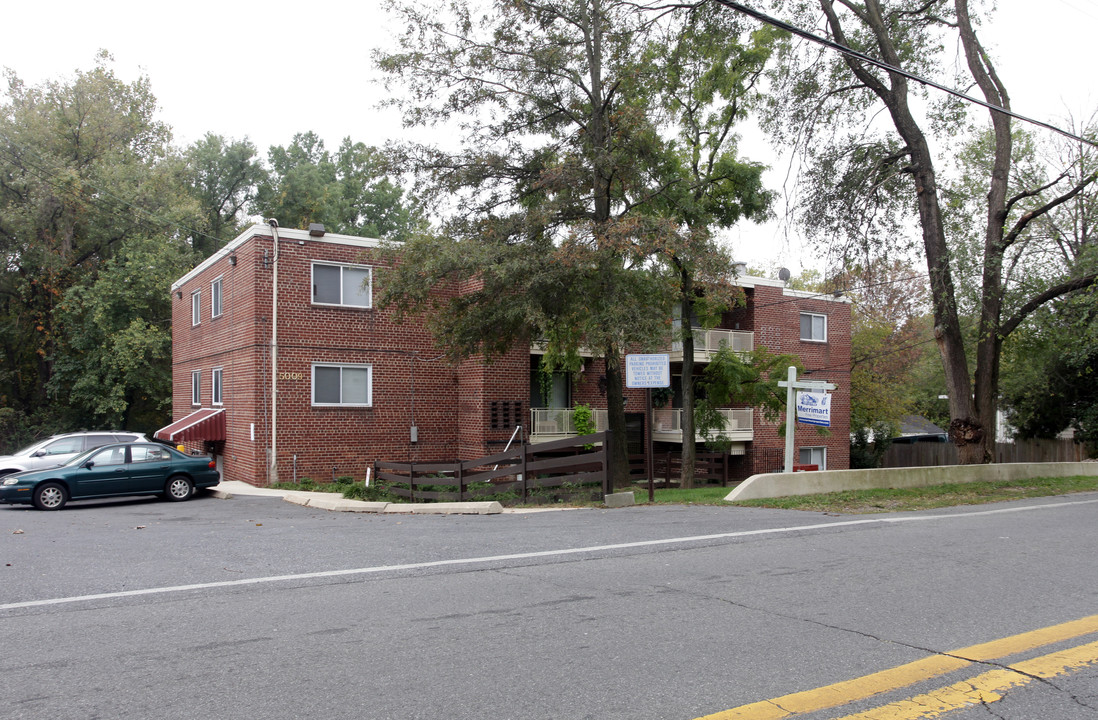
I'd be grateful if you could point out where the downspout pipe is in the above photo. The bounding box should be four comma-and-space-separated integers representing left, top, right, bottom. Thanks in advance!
269, 219, 280, 485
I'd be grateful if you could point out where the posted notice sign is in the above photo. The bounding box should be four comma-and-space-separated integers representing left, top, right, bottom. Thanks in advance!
626, 354, 671, 388
796, 391, 832, 427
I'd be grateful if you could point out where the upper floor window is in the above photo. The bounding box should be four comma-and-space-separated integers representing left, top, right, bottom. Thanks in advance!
191, 370, 201, 406
211, 277, 223, 318
312, 363, 372, 406
800, 312, 827, 342
211, 368, 224, 406
312, 262, 371, 308
191, 290, 202, 326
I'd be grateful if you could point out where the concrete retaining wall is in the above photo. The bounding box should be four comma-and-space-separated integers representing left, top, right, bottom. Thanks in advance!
724, 462, 1098, 502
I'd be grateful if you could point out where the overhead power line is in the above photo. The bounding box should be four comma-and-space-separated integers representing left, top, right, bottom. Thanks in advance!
711, 0, 1098, 148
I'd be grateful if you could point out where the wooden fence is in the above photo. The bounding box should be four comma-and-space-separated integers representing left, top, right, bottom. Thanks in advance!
628, 451, 732, 487
881, 438, 1090, 468
375, 432, 611, 504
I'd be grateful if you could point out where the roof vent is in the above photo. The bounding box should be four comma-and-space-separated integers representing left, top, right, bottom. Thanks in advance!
308, 223, 326, 237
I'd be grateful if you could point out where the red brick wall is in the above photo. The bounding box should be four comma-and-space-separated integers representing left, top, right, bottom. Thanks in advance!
746, 283, 851, 471
170, 227, 852, 485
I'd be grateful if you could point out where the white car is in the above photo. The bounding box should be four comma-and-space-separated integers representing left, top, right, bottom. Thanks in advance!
0, 432, 149, 477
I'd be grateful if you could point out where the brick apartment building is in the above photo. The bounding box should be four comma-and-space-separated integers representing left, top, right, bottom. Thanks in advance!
157, 224, 851, 486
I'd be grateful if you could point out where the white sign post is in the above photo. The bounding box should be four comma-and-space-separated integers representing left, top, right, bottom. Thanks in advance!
626, 354, 670, 501
777, 366, 837, 473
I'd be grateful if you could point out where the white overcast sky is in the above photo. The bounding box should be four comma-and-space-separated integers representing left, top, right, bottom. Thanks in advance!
3, 0, 1096, 271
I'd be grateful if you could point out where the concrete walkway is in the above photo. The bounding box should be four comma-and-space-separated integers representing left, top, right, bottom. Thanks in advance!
208, 480, 505, 515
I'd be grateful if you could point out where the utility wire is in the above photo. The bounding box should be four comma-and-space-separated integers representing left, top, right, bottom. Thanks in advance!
711, 0, 1098, 148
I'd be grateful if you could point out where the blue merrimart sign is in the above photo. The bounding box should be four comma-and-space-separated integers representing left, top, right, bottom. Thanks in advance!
796, 391, 832, 427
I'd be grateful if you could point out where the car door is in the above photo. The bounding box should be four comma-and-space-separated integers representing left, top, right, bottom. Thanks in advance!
69, 445, 131, 497
127, 444, 173, 493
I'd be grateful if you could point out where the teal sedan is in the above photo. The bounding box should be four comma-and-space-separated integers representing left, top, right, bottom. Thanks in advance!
0, 442, 220, 510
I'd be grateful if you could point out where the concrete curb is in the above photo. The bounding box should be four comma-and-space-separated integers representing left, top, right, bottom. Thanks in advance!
724, 461, 1098, 502
208, 482, 503, 515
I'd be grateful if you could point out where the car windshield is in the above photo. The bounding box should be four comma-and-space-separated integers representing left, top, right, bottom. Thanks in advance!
11, 438, 51, 456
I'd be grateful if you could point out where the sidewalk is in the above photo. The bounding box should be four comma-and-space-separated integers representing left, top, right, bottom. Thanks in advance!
208, 480, 505, 515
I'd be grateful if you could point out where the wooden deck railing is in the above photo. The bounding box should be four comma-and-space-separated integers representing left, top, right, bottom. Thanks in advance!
375, 432, 612, 504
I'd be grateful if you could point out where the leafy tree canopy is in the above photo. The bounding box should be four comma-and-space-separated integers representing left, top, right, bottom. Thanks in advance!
255, 131, 425, 241
0, 53, 202, 442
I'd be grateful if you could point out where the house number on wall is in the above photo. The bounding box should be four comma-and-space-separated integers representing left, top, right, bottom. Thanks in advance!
278, 372, 303, 380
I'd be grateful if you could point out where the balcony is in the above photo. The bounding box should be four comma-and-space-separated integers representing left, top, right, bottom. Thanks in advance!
670, 328, 753, 362
529, 407, 609, 443
651, 407, 753, 443
528, 407, 753, 444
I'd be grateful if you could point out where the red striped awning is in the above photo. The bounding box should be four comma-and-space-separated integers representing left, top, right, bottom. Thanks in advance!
155, 408, 226, 442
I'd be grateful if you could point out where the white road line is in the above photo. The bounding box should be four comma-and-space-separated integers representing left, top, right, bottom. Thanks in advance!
4, 497, 1097, 612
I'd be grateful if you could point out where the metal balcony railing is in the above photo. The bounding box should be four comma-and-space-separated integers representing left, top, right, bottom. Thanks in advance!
650, 407, 753, 438
670, 328, 753, 359
530, 407, 609, 437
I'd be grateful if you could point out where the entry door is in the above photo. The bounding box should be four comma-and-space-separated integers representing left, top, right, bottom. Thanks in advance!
625, 413, 645, 456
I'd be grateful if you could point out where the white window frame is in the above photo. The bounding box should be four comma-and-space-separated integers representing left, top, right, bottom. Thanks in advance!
800, 312, 827, 342
311, 363, 373, 407
191, 290, 202, 326
191, 370, 201, 406
211, 276, 223, 318
799, 446, 827, 470
311, 262, 372, 308
211, 367, 223, 406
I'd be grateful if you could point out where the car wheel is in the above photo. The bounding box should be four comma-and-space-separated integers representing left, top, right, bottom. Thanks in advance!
165, 475, 194, 502
33, 482, 68, 511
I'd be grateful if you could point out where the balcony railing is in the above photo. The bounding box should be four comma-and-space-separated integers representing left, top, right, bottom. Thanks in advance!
651, 407, 753, 441
670, 328, 753, 361
529, 407, 752, 443
530, 408, 609, 438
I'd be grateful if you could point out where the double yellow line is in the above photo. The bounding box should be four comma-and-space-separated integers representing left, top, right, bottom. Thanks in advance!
697, 614, 1098, 720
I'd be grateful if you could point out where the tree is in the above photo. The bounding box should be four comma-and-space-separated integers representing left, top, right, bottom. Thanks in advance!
643, 3, 777, 486
695, 346, 803, 447
998, 120, 1098, 452
1000, 291, 1098, 454
761, 0, 1098, 463
255, 132, 424, 241
0, 54, 201, 439
833, 259, 931, 431
377, 0, 727, 486
49, 234, 196, 431
183, 133, 268, 256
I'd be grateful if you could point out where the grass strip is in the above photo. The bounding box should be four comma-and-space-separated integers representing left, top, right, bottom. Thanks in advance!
726, 475, 1098, 513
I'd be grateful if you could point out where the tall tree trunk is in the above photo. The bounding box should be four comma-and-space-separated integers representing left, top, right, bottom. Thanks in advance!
603, 344, 630, 488
679, 264, 697, 489
821, 0, 984, 462
956, 0, 1012, 463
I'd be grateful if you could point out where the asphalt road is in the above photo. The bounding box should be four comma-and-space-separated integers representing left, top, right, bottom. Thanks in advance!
2, 491, 1097, 719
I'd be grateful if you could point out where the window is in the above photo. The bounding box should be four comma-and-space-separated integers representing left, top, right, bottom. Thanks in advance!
211, 277, 223, 318
132, 445, 170, 463
799, 446, 827, 470
191, 371, 201, 406
800, 312, 827, 342
212, 368, 223, 406
312, 364, 372, 406
530, 357, 571, 408
42, 437, 85, 456
88, 446, 127, 468
84, 435, 119, 451
191, 290, 202, 326
312, 262, 371, 308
